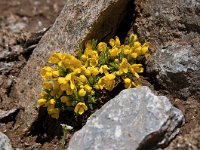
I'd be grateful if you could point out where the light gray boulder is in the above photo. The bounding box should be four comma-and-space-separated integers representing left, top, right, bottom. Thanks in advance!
67, 86, 184, 150
0, 132, 13, 150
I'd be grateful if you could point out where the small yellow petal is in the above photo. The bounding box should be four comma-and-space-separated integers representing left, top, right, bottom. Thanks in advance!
61, 96, 71, 106
78, 107, 85, 115
74, 102, 88, 115
37, 99, 47, 107
43, 81, 52, 89
130, 34, 138, 42
58, 77, 67, 84
131, 53, 138, 58
97, 42, 107, 52
48, 99, 56, 105
78, 89, 86, 97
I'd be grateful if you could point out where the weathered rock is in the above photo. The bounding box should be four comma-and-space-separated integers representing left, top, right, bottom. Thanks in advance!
0, 109, 18, 120
159, 125, 200, 150
0, 132, 13, 150
67, 86, 184, 150
11, 0, 133, 131
134, 0, 200, 100
147, 42, 200, 100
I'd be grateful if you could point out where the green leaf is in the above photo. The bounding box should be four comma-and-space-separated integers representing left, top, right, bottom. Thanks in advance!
92, 39, 98, 50
88, 76, 94, 85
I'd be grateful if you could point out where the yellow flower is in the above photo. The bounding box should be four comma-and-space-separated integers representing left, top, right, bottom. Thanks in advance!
89, 51, 99, 67
80, 54, 87, 61
51, 109, 60, 119
73, 68, 81, 74
81, 84, 92, 93
50, 89, 63, 98
82, 49, 99, 67
74, 102, 88, 115
97, 42, 107, 52
103, 74, 116, 91
89, 58, 98, 67
48, 52, 63, 64
43, 81, 52, 89
61, 96, 71, 106
109, 47, 121, 57
62, 54, 82, 70
40, 66, 53, 80
58, 73, 77, 94
48, 99, 56, 105
133, 42, 142, 55
47, 106, 60, 119
97, 74, 116, 91
78, 89, 86, 97
52, 70, 59, 78
96, 78, 104, 90
87, 67, 99, 76
131, 53, 138, 59
141, 43, 149, 54
81, 66, 91, 76
53, 81, 60, 89
79, 75, 88, 83
66, 87, 74, 95
85, 40, 92, 50
129, 64, 144, 78
123, 45, 131, 55
37, 99, 47, 107
58, 77, 67, 84
99, 65, 110, 75
109, 36, 120, 47
124, 78, 132, 88
129, 34, 138, 43
119, 58, 130, 74
39, 91, 47, 98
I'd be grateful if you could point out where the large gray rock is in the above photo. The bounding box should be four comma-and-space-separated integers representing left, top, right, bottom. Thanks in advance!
11, 0, 132, 130
67, 86, 184, 150
147, 42, 200, 100
134, 0, 200, 100
0, 132, 13, 150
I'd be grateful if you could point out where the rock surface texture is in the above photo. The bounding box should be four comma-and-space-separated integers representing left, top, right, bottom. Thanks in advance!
0, 132, 13, 150
161, 125, 200, 150
0, 109, 18, 120
134, 0, 200, 100
11, 0, 133, 130
67, 86, 184, 150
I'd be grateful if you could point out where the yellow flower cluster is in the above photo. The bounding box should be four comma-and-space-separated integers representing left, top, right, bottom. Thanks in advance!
37, 34, 150, 119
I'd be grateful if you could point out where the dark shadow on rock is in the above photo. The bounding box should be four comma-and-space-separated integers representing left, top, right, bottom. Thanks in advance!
83, 0, 135, 44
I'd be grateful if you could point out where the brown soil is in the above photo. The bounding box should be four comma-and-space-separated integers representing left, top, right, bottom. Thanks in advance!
0, 1, 200, 150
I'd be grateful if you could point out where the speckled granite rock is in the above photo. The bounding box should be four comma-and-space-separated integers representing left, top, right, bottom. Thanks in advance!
67, 86, 184, 150
11, 0, 132, 130
134, 0, 200, 100
147, 42, 200, 100
0, 132, 13, 150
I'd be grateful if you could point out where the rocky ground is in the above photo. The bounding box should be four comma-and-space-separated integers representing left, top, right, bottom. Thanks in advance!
0, 0, 66, 149
0, 0, 200, 150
